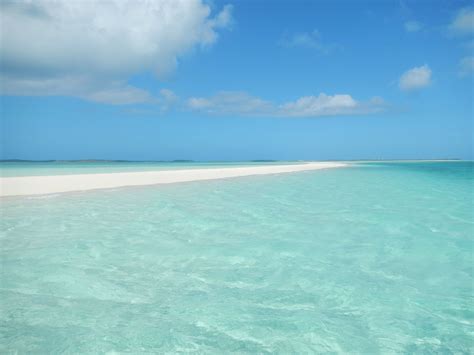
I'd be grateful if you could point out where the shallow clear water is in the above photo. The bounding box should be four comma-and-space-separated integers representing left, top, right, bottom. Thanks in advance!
0, 161, 299, 177
1, 162, 473, 353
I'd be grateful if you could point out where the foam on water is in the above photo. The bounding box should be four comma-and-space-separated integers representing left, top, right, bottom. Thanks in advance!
1, 162, 473, 353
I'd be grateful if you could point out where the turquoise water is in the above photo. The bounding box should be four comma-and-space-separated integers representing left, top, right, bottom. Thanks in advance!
0, 161, 300, 177
1, 162, 473, 353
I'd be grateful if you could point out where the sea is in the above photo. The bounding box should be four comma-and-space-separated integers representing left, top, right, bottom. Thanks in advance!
0, 161, 473, 353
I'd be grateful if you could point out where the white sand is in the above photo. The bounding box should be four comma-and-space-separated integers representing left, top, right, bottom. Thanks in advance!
0, 162, 347, 197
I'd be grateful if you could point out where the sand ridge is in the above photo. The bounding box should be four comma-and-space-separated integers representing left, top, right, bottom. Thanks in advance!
0, 162, 347, 197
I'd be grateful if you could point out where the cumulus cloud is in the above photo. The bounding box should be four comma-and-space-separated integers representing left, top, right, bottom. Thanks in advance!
404, 21, 423, 33
279, 94, 382, 117
459, 56, 474, 77
187, 92, 386, 118
399, 65, 432, 91
0, 0, 233, 104
449, 7, 474, 35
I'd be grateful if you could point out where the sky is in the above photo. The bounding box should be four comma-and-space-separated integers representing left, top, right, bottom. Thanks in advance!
0, 0, 473, 161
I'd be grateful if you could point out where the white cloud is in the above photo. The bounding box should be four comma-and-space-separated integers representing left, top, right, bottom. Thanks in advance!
459, 56, 474, 77
0, 0, 233, 104
187, 92, 386, 118
281, 94, 357, 117
449, 7, 474, 35
0, 74, 153, 104
188, 92, 273, 115
279, 30, 340, 54
446, 8, 474, 80
404, 21, 423, 33
84, 85, 154, 105
159, 89, 179, 104
399, 65, 432, 91
157, 89, 179, 111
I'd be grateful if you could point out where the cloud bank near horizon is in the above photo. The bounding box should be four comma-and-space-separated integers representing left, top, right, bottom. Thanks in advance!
187, 92, 387, 118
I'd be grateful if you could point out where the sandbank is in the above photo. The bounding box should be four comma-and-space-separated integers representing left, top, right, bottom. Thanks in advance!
0, 162, 347, 197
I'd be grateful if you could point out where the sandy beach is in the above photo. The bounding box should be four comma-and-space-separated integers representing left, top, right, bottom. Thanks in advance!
0, 162, 346, 197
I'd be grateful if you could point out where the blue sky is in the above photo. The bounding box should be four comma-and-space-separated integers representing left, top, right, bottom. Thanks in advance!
1, 0, 473, 161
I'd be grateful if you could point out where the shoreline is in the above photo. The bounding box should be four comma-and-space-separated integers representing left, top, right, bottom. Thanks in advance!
0, 162, 347, 197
